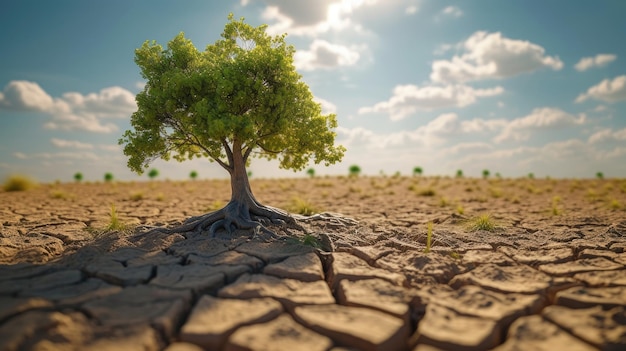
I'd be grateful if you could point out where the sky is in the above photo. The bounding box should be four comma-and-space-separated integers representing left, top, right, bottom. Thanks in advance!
1, 0, 626, 182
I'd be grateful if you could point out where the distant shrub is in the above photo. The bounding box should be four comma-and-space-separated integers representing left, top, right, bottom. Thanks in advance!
74, 172, 83, 182
596, 172, 604, 180
456, 169, 464, 178
482, 169, 490, 179
306, 168, 315, 178
3, 175, 36, 192
348, 165, 361, 177
148, 168, 159, 180
189, 170, 198, 180
104, 172, 114, 182
413, 166, 423, 176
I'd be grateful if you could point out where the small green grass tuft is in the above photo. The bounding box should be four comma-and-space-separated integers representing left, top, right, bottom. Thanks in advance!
106, 204, 128, 232
300, 233, 321, 249
466, 214, 499, 232
286, 197, 321, 216
3, 175, 37, 192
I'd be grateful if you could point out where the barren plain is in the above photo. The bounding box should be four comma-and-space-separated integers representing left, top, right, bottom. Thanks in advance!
1, 176, 625, 350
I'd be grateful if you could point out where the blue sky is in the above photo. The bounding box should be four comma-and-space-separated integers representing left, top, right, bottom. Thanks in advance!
1, 0, 625, 182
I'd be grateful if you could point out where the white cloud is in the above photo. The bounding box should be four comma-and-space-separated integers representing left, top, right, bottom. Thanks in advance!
494, 107, 586, 143
0, 80, 136, 133
440, 142, 493, 156
441, 6, 463, 18
358, 83, 504, 120
99, 144, 122, 152
588, 128, 626, 144
294, 39, 361, 71
574, 54, 617, 72
260, 0, 378, 36
0, 80, 68, 113
575, 75, 626, 103
314, 96, 338, 114
430, 31, 563, 83
51, 138, 94, 150
11, 151, 100, 161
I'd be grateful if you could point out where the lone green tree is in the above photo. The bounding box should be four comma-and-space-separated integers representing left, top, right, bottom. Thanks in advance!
74, 172, 83, 182
120, 16, 344, 236
148, 168, 159, 180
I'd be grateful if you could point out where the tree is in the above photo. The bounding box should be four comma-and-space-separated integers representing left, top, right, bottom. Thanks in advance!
104, 172, 114, 182
455, 169, 463, 178
306, 168, 315, 178
119, 15, 345, 237
349, 165, 361, 177
148, 168, 159, 180
74, 172, 83, 182
482, 169, 490, 179
413, 166, 423, 177
190, 170, 198, 180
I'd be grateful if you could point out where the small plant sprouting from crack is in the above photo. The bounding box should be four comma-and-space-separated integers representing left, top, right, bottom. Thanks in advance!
300, 233, 321, 249
424, 221, 433, 254
551, 196, 562, 216
466, 213, 499, 232
106, 204, 128, 232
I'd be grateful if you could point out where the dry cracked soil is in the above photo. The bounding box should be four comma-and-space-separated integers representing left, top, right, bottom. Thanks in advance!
1, 176, 626, 350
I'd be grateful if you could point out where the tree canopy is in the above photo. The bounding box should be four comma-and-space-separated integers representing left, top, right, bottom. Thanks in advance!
120, 15, 345, 177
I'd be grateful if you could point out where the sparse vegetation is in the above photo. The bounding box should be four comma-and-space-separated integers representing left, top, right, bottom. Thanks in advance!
74, 172, 83, 182
413, 166, 423, 177
482, 169, 490, 179
456, 169, 463, 178
129, 191, 144, 201
349, 165, 361, 177
104, 173, 114, 182
190, 170, 198, 180
106, 204, 128, 232
306, 168, 316, 178
424, 222, 433, 253
3, 175, 36, 192
286, 197, 321, 216
300, 233, 321, 249
596, 172, 604, 180
466, 214, 499, 232
148, 168, 159, 180
551, 196, 562, 216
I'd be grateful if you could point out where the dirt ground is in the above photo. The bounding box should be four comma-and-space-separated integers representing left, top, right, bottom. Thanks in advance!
1, 175, 625, 264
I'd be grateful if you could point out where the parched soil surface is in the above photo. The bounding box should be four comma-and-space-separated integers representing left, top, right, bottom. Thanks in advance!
1, 176, 626, 350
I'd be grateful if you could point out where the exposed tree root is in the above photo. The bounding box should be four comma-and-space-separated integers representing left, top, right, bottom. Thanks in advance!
133, 202, 358, 243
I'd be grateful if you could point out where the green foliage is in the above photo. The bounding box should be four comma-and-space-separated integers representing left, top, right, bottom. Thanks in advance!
348, 164, 361, 177
306, 168, 315, 178
482, 169, 490, 179
286, 197, 320, 216
189, 170, 198, 180
74, 172, 83, 182
596, 172, 604, 180
528, 172, 535, 179
3, 175, 36, 192
106, 204, 127, 232
466, 214, 499, 232
148, 168, 159, 179
300, 233, 321, 249
413, 166, 423, 176
119, 15, 344, 176
456, 169, 463, 178
104, 172, 114, 182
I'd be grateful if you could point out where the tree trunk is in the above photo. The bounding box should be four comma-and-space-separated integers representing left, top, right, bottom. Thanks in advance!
229, 140, 257, 207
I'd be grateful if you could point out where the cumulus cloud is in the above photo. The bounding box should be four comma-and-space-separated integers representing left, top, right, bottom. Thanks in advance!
259, 0, 378, 36
294, 39, 361, 71
0, 80, 136, 133
51, 138, 94, 150
588, 128, 626, 144
574, 54, 617, 72
494, 107, 586, 143
430, 31, 563, 83
12, 151, 100, 161
358, 83, 503, 120
575, 75, 626, 103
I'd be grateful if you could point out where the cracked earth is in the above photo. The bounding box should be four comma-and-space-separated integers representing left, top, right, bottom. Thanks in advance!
1, 177, 625, 350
